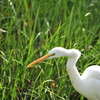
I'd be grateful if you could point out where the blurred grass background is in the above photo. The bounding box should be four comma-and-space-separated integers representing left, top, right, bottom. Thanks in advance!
0, 0, 100, 100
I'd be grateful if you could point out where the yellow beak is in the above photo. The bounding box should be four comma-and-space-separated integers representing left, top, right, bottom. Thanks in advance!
27, 54, 54, 67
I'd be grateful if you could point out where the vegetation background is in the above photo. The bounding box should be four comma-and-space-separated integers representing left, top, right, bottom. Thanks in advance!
1, 0, 100, 100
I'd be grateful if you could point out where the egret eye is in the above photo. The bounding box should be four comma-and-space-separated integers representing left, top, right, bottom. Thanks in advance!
51, 53, 55, 56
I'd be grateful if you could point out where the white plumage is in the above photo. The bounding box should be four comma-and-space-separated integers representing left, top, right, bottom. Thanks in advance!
27, 47, 100, 100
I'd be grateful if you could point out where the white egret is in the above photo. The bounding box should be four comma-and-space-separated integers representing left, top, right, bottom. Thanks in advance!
27, 47, 100, 100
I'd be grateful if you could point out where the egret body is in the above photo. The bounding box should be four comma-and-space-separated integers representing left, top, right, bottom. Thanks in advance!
27, 47, 100, 100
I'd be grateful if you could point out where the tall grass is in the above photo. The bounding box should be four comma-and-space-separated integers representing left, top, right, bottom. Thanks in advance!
1, 0, 100, 100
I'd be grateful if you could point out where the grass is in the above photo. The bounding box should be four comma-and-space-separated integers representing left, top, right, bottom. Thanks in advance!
1, 0, 100, 100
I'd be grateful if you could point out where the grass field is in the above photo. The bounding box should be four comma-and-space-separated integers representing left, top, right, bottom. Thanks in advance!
1, 0, 100, 100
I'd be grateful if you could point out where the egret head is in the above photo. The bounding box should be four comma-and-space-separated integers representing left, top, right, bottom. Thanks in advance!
27, 47, 81, 67
48, 47, 81, 59
47, 47, 69, 58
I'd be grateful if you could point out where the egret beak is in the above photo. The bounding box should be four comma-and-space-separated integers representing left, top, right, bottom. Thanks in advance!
27, 53, 54, 67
